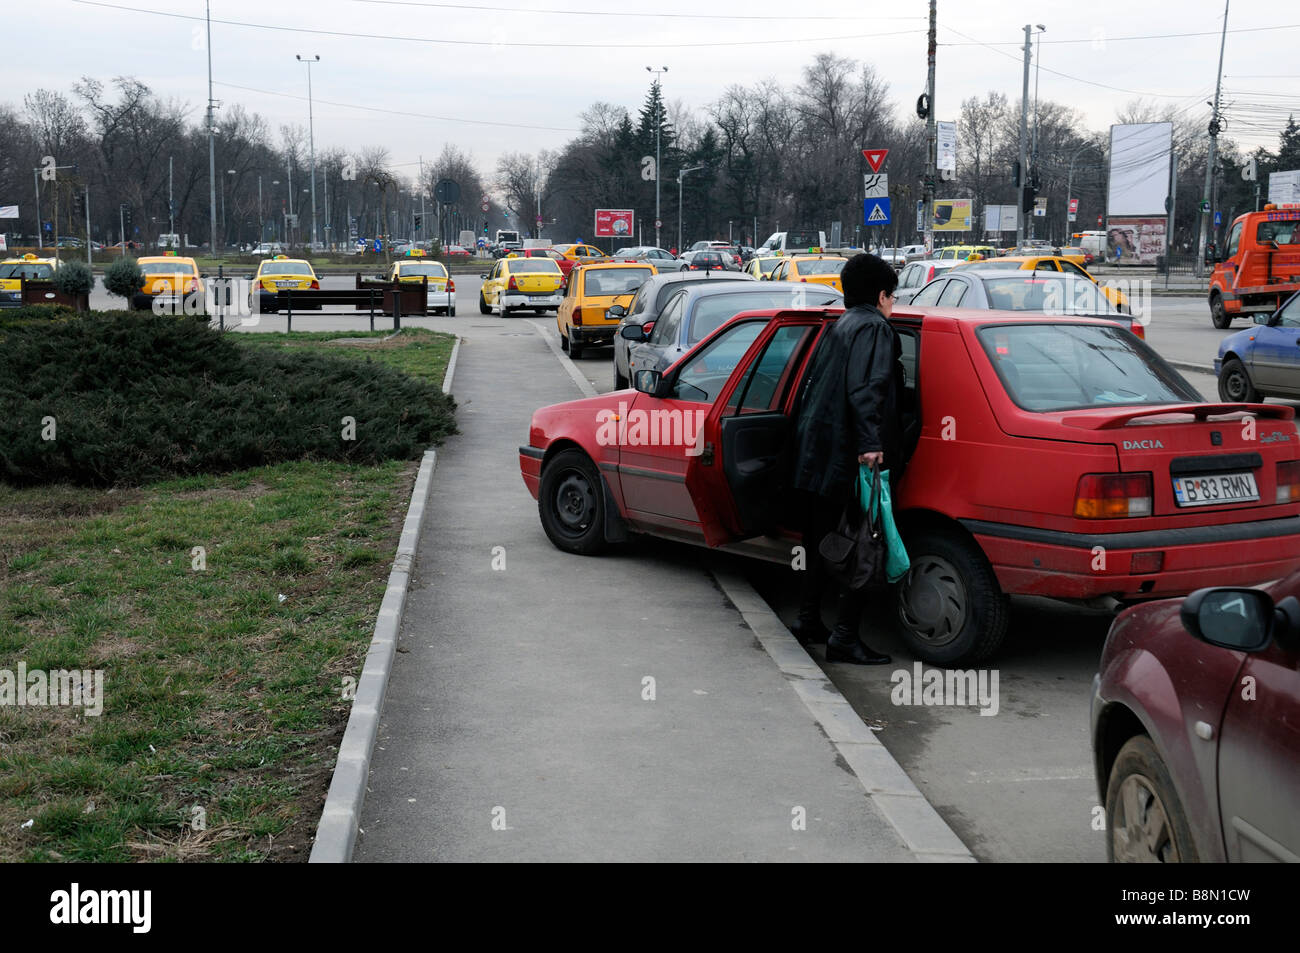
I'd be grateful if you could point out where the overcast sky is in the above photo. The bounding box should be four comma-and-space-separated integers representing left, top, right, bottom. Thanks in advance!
11, 0, 1298, 187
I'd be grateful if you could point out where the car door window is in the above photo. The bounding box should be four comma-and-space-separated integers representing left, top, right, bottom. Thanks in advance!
1226, 221, 1243, 257
937, 279, 968, 307
1059, 260, 1090, 280
670, 320, 764, 404
898, 264, 918, 289
728, 324, 817, 414
1277, 293, 1300, 328
650, 292, 686, 344
911, 279, 948, 306
1031, 259, 1060, 272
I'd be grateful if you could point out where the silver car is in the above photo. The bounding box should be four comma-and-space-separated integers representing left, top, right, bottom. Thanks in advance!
894, 259, 966, 304
613, 246, 688, 273
609, 271, 755, 389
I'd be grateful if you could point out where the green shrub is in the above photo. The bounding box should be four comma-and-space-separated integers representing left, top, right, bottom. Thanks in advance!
0, 304, 78, 326
0, 313, 457, 486
53, 259, 94, 297
103, 257, 142, 300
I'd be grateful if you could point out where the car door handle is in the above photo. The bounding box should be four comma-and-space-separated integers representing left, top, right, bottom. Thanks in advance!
1194, 720, 1214, 741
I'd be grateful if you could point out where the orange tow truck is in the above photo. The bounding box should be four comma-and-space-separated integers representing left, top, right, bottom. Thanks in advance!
1208, 203, 1300, 328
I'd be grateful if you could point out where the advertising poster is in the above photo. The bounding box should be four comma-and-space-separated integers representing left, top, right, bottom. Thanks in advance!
1269, 170, 1300, 205
933, 199, 972, 231
1106, 217, 1166, 264
937, 121, 957, 171
593, 209, 634, 239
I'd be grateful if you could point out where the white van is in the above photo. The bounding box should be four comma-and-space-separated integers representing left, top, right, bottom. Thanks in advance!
757, 228, 828, 257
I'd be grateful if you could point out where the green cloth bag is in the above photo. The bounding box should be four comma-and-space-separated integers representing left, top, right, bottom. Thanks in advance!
859, 464, 910, 583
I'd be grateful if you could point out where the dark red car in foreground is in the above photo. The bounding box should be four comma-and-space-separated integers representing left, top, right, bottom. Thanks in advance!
519, 306, 1300, 664
1092, 574, 1300, 862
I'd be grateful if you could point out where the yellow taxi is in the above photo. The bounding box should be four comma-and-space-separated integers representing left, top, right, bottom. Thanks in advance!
552, 243, 608, 269
0, 253, 59, 307
557, 261, 656, 358
767, 255, 847, 293
388, 259, 455, 316
134, 255, 203, 312
936, 244, 997, 262
960, 254, 1129, 311
744, 256, 783, 280
479, 255, 565, 316
250, 255, 320, 313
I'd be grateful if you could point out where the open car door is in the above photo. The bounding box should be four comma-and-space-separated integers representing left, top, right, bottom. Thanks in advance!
683, 312, 832, 545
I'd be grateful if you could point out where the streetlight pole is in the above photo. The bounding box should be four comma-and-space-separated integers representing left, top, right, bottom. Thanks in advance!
1197, 0, 1230, 276
1030, 24, 1045, 240
678, 165, 704, 255
206, 0, 218, 257
1066, 142, 1100, 239
647, 66, 668, 250
296, 54, 320, 249
1016, 24, 1033, 248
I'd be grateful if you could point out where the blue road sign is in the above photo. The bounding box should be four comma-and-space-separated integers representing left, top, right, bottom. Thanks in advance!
43, 221, 52, 232
373, 239, 382, 252
1214, 211, 1222, 226
864, 197, 891, 226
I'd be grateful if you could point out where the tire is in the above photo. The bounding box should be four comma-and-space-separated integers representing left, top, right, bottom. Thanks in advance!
478, 291, 490, 315
614, 363, 628, 390
1217, 356, 1260, 402
1210, 292, 1231, 329
538, 449, 608, 555
448, 304, 456, 317
559, 330, 569, 352
569, 337, 585, 359
1105, 735, 1199, 863
894, 528, 1009, 665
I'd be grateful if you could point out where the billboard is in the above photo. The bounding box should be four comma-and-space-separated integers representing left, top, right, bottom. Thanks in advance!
1107, 122, 1173, 217
0, 206, 18, 219
593, 209, 634, 239
983, 205, 1017, 233
1269, 170, 1300, 205
937, 121, 957, 171
1106, 217, 1166, 265
933, 199, 972, 231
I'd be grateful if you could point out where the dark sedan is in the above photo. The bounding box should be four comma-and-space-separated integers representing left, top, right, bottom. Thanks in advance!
618, 280, 842, 383
609, 271, 755, 389
680, 250, 739, 272
612, 246, 688, 273
1092, 572, 1300, 862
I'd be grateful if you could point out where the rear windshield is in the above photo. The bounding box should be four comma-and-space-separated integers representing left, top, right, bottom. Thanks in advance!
688, 289, 841, 343
583, 267, 652, 295
980, 275, 1115, 314
653, 276, 749, 311
757, 259, 780, 274
508, 259, 562, 274
1257, 219, 1300, 245
977, 323, 1200, 412
797, 259, 845, 276
0, 263, 53, 279
969, 259, 1021, 270
399, 263, 448, 277
262, 262, 313, 276
786, 229, 820, 250
141, 261, 196, 275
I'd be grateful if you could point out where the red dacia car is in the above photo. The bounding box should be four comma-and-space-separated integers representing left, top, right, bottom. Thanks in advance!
519, 306, 1300, 664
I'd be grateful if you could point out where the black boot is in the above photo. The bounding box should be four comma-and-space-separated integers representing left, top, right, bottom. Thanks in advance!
790, 613, 831, 645
825, 630, 892, 665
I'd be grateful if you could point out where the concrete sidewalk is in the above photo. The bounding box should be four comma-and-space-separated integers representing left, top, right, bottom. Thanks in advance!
353, 320, 954, 862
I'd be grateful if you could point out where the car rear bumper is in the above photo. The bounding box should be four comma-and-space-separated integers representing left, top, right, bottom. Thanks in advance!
572, 325, 617, 346
501, 292, 561, 309
963, 515, 1300, 599
425, 290, 456, 310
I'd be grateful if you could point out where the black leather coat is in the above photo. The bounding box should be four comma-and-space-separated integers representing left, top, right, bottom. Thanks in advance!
790, 304, 904, 503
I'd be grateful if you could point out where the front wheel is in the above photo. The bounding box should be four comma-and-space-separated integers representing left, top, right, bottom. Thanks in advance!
538, 449, 607, 555
895, 528, 1009, 665
1106, 735, 1199, 863
1218, 357, 1260, 402
1210, 293, 1231, 329
478, 291, 490, 315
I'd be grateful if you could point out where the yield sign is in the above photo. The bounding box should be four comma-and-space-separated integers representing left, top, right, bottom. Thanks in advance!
862, 149, 888, 174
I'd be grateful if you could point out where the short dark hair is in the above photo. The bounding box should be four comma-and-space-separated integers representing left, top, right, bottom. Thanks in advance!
840, 253, 898, 309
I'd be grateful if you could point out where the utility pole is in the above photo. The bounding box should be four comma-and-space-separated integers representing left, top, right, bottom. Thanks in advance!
206, 0, 218, 257
647, 66, 668, 250
678, 165, 704, 255
1016, 24, 1032, 247
168, 156, 174, 241
1197, 0, 1230, 276
1031, 25, 1045, 240
33, 169, 43, 251
923, 0, 937, 256
296, 54, 320, 248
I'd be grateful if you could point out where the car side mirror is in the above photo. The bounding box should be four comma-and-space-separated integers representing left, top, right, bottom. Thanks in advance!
620, 323, 645, 342
1204, 243, 1218, 265
608, 304, 627, 318
479, 273, 488, 279
1180, 587, 1300, 652
633, 368, 669, 397
1254, 312, 1272, 325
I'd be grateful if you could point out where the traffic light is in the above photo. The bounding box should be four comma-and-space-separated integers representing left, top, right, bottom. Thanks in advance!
414, 214, 422, 231
1022, 185, 1038, 214
122, 206, 132, 227
1012, 160, 1021, 188
73, 192, 85, 218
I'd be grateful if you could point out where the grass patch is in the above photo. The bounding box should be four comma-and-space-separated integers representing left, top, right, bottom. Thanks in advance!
0, 328, 455, 861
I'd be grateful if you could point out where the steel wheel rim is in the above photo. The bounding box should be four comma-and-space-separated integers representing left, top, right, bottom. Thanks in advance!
1112, 774, 1180, 863
553, 469, 596, 536
898, 554, 967, 648
1224, 369, 1247, 401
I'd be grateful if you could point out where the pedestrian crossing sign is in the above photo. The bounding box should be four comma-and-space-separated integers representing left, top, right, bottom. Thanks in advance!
864, 197, 891, 225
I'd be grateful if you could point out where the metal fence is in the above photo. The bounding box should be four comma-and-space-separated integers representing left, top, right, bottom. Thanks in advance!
1157, 252, 1200, 275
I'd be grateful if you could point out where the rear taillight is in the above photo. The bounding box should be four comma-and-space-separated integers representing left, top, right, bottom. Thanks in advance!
1277, 460, 1300, 503
1129, 320, 1144, 340
1074, 473, 1153, 519
447, 278, 455, 292
310, 279, 320, 289
187, 279, 199, 293
800, 277, 807, 282
508, 275, 518, 290
572, 306, 583, 326
927, 266, 935, 281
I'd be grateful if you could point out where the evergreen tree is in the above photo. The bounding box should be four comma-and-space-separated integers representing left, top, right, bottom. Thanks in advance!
1277, 115, 1300, 172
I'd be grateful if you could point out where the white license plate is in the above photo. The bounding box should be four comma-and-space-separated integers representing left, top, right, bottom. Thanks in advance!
1172, 472, 1259, 507
276, 281, 299, 289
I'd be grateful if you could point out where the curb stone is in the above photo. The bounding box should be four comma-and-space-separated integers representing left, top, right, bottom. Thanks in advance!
308, 335, 459, 863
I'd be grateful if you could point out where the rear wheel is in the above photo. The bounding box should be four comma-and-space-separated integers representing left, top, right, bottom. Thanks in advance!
1210, 292, 1231, 329
895, 528, 1009, 665
538, 449, 607, 555
569, 337, 585, 359
559, 329, 569, 352
1106, 735, 1199, 863
1218, 357, 1260, 402
478, 291, 490, 315
448, 304, 456, 317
